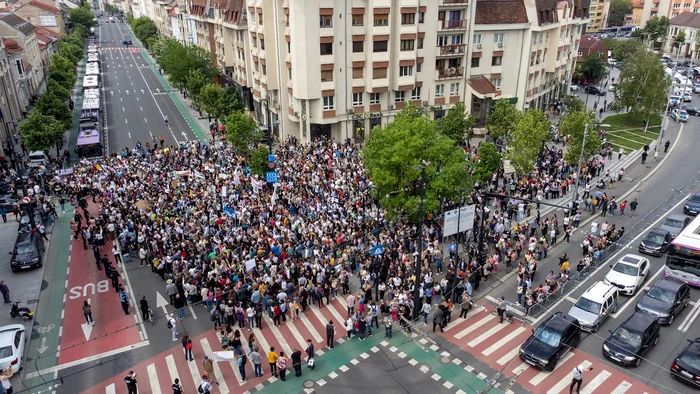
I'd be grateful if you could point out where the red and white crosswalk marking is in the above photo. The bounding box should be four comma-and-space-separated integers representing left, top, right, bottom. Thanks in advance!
440, 305, 661, 394
81, 297, 350, 393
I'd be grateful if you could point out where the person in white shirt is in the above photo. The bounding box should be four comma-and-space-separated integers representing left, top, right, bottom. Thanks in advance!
168, 313, 178, 341
198, 375, 212, 394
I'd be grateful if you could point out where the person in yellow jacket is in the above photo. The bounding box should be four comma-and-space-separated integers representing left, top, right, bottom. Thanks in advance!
268, 347, 279, 377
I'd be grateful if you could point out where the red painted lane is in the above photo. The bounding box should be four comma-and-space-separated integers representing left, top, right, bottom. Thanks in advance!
60, 203, 142, 365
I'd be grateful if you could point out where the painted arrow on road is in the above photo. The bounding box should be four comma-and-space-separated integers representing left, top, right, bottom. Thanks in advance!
37, 337, 48, 354
141, 89, 144, 94
125, 90, 130, 95
156, 88, 161, 93
81, 322, 93, 341
156, 291, 169, 317
110, 91, 114, 96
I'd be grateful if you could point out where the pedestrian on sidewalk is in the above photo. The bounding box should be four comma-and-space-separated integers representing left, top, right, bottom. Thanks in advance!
384, 314, 393, 338
182, 334, 193, 361
250, 348, 263, 377
325, 320, 335, 348
432, 306, 445, 333
569, 365, 593, 394
0, 281, 10, 304
664, 140, 670, 153
165, 279, 177, 305
291, 347, 302, 377
112, 245, 122, 264
119, 287, 130, 315
276, 351, 288, 382
305, 339, 315, 369
268, 347, 279, 377
202, 356, 217, 386
174, 294, 186, 319
168, 313, 178, 341
124, 371, 138, 394
83, 300, 94, 325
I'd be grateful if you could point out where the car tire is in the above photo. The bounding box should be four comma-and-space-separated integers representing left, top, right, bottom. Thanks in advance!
653, 335, 659, 346
684, 298, 690, 308
593, 324, 600, 333
634, 357, 641, 367
548, 357, 558, 372
668, 314, 674, 325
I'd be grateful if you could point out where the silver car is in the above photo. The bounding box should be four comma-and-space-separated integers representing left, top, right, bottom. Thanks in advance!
658, 215, 691, 238
567, 281, 619, 333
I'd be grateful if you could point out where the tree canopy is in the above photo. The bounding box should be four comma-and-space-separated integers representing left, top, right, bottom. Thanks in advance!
130, 17, 158, 47
363, 102, 471, 221
560, 111, 596, 164
615, 49, 670, 122
485, 99, 520, 140
438, 101, 475, 143
576, 54, 606, 82
673, 30, 687, 48
198, 84, 225, 120
640, 16, 669, 42
19, 113, 65, 154
159, 42, 216, 90
67, 7, 95, 31
506, 109, 551, 174
603, 38, 642, 62
225, 110, 261, 155
561, 94, 585, 113
248, 147, 270, 177
34, 91, 71, 131
607, 0, 633, 28
473, 142, 502, 183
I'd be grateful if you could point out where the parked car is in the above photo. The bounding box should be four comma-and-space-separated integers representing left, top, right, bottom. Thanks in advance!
685, 106, 700, 116
9, 232, 44, 272
0, 196, 18, 213
17, 212, 42, 233
693, 83, 700, 93
635, 278, 691, 325
672, 109, 689, 123
519, 312, 581, 371
683, 92, 693, 102
570, 84, 579, 91
669, 95, 682, 106
0, 324, 25, 373
638, 228, 672, 257
671, 338, 700, 387
603, 312, 660, 367
568, 281, 620, 332
659, 214, 691, 238
604, 254, 651, 296
684, 192, 700, 216
584, 85, 606, 96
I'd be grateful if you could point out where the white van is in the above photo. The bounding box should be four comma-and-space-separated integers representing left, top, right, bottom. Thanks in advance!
27, 151, 49, 168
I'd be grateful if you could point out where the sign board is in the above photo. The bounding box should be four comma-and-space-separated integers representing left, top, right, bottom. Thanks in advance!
21, 197, 31, 204
443, 205, 476, 237
370, 244, 384, 256
266, 171, 278, 183
268, 154, 274, 162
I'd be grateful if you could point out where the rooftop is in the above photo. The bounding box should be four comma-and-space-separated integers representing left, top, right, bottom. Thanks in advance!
2, 37, 23, 53
670, 12, 700, 29
28, 0, 60, 14
0, 13, 36, 36
475, 0, 529, 25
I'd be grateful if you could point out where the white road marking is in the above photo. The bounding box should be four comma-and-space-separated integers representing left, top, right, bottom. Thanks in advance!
125, 118, 128, 124
165, 353, 179, 389
611, 265, 665, 318
147, 363, 162, 394
547, 360, 592, 394
679, 296, 700, 332
140, 106, 143, 111
482, 327, 526, 356
105, 383, 116, 394
455, 314, 496, 340
185, 349, 203, 389
128, 132, 131, 139
512, 361, 531, 375
610, 381, 633, 394
497, 348, 520, 366
263, 314, 293, 356
122, 107, 125, 112
529, 352, 574, 386
299, 311, 323, 343
580, 369, 612, 394
468, 321, 510, 348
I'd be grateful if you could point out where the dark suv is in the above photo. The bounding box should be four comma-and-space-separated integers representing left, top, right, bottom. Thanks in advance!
519, 312, 581, 371
672, 338, 700, 387
603, 312, 660, 367
9, 232, 44, 272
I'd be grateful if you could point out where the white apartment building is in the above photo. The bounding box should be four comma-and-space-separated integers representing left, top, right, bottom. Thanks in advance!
138, 0, 590, 143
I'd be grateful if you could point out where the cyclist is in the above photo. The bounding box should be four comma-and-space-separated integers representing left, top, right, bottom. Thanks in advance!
496, 296, 509, 324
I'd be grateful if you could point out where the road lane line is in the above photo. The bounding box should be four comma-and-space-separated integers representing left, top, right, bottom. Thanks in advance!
455, 314, 496, 340
252, 326, 271, 355
325, 302, 347, 326
263, 314, 293, 356
679, 297, 700, 332
185, 349, 203, 389
287, 319, 310, 350
580, 368, 612, 394
128, 132, 131, 139
610, 381, 632, 394
144, 118, 147, 123
483, 326, 526, 356
511, 361, 530, 375
298, 311, 323, 343
165, 354, 180, 390
105, 383, 115, 394
611, 265, 665, 318
468, 321, 509, 348
147, 363, 162, 394
497, 348, 520, 366
529, 351, 574, 386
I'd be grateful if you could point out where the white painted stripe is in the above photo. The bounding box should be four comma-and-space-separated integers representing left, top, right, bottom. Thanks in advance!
165, 354, 180, 388
325, 302, 347, 326
263, 315, 294, 356
445, 306, 486, 332
185, 348, 203, 388
336, 295, 348, 310
580, 369, 612, 394
680, 297, 700, 332
299, 312, 323, 343
309, 303, 331, 328
547, 360, 592, 394
512, 361, 531, 375
455, 314, 496, 340
610, 381, 633, 394
253, 326, 272, 356
287, 319, 310, 350
497, 348, 520, 366
147, 363, 162, 394
468, 321, 510, 348
483, 327, 526, 356
105, 383, 116, 394
188, 304, 198, 319
529, 352, 575, 386
200, 338, 232, 391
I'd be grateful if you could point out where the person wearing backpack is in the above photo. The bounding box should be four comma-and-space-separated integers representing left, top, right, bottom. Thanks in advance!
237, 353, 247, 382
370, 301, 379, 329
197, 375, 212, 394
171, 378, 183, 394
167, 313, 178, 341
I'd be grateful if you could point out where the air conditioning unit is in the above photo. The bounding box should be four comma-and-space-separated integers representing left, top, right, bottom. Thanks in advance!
477, 43, 483, 49
498, 42, 504, 48
293, 111, 299, 117
389, 104, 396, 110
347, 108, 355, 114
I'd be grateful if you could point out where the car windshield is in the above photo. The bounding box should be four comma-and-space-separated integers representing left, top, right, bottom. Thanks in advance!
690, 195, 700, 203
644, 233, 665, 245
664, 218, 684, 228
574, 297, 602, 315
0, 345, 11, 358
16, 242, 36, 255
612, 262, 638, 276
611, 327, 642, 347
680, 111, 688, 116
679, 351, 700, 371
533, 326, 562, 347
646, 287, 675, 303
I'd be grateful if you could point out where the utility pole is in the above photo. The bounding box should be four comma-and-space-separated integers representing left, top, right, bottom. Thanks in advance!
657, 46, 683, 152
412, 165, 426, 320
570, 123, 589, 214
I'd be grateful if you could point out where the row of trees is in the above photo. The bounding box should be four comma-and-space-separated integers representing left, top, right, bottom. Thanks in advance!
128, 16, 158, 48
19, 7, 97, 153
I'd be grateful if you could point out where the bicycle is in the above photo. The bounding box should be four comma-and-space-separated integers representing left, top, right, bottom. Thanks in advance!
147, 304, 155, 325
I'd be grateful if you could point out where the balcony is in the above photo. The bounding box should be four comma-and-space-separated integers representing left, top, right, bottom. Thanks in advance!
442, 0, 467, 4
436, 44, 467, 57
437, 66, 464, 79
441, 19, 468, 30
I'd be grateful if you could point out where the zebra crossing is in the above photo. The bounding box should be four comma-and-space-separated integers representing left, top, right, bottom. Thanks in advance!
440, 305, 661, 394
80, 297, 348, 394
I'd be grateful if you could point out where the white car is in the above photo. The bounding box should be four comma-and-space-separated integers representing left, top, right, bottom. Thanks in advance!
570, 84, 579, 92
0, 324, 25, 373
693, 83, 700, 93
604, 254, 650, 296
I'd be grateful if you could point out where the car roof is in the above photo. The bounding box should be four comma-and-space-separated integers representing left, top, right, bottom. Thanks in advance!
0, 324, 24, 343
582, 281, 617, 301
667, 214, 688, 221
541, 312, 578, 332
620, 312, 657, 332
653, 277, 686, 292
648, 228, 670, 237
618, 254, 645, 267
682, 339, 700, 358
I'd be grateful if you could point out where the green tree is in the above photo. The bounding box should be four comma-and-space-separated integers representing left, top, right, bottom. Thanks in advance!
186, 69, 208, 103
58, 41, 83, 65
72, 24, 89, 39
560, 111, 596, 164
198, 84, 225, 120
363, 102, 470, 221
641, 16, 669, 42
438, 101, 475, 143
607, 0, 633, 27
616, 49, 670, 122
225, 110, 261, 155
485, 99, 520, 140
131, 17, 158, 46
34, 92, 72, 130
47, 54, 77, 90
68, 7, 96, 31
59, 31, 85, 49
674, 30, 686, 49
577, 54, 606, 81
562, 94, 586, 113
218, 86, 245, 118
47, 79, 71, 102
473, 142, 502, 183
160, 43, 216, 90
249, 147, 269, 177
604, 39, 642, 62
506, 109, 551, 174
19, 113, 65, 154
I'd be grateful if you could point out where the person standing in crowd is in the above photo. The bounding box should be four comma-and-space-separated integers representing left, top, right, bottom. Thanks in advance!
202, 356, 217, 386
291, 347, 302, 377
0, 281, 10, 304
305, 339, 315, 369
139, 296, 150, 322
124, 371, 137, 394
268, 347, 279, 377
325, 320, 335, 348
276, 351, 288, 382
119, 286, 130, 315
182, 334, 193, 361
384, 313, 393, 338
83, 300, 94, 325
198, 375, 212, 394
167, 313, 178, 341
237, 353, 247, 382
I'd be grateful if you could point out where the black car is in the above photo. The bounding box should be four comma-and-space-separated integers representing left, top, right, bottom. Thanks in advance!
638, 228, 672, 257
685, 107, 700, 116
0, 196, 18, 213
685, 192, 700, 216
635, 278, 690, 325
602, 312, 660, 367
18, 212, 42, 233
519, 312, 581, 371
584, 85, 606, 96
9, 232, 44, 272
672, 338, 700, 387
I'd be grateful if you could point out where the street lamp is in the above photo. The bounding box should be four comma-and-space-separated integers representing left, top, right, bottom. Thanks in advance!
570, 122, 610, 213
259, 98, 274, 154
656, 46, 683, 152
412, 164, 427, 321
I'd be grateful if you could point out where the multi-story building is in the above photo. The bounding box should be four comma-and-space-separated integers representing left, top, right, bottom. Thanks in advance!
639, 0, 700, 28
3, 37, 31, 111
586, 0, 609, 32
11, 0, 66, 37
666, 11, 700, 56
0, 13, 44, 98
0, 38, 22, 139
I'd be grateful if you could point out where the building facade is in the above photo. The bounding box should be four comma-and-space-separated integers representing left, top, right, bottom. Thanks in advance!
586, 0, 609, 32
0, 38, 22, 138
11, 0, 66, 37
639, 0, 700, 28
666, 11, 700, 57
0, 13, 44, 100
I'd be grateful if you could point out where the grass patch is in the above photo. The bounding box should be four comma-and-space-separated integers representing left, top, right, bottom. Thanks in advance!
600, 113, 662, 151
605, 135, 645, 150
611, 130, 657, 144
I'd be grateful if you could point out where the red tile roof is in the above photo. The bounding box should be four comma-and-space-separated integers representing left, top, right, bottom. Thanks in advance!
28, 1, 60, 14
475, 0, 529, 25
3, 38, 23, 54
469, 76, 497, 96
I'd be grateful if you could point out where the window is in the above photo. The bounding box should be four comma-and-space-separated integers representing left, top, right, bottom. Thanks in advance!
418, 12, 425, 23
394, 91, 405, 103
437, 36, 448, 46
370, 93, 380, 104
399, 66, 413, 76
288, 69, 292, 79
417, 38, 424, 49
373, 40, 388, 52
400, 40, 415, 51
352, 16, 364, 26
373, 14, 389, 26
353, 67, 364, 79
411, 87, 421, 100
471, 57, 480, 67
401, 13, 415, 25
450, 83, 460, 96
260, 39, 265, 50
258, 13, 263, 24
287, 42, 291, 53
435, 84, 444, 98
491, 78, 502, 90
320, 43, 333, 55
353, 41, 364, 53
373, 67, 387, 79
492, 56, 502, 66
494, 33, 504, 43
352, 92, 364, 106
262, 65, 267, 75
438, 11, 446, 21
15, 59, 23, 76
416, 62, 422, 72
452, 35, 463, 45
320, 15, 333, 28
323, 96, 335, 110
473, 34, 482, 44
321, 70, 333, 82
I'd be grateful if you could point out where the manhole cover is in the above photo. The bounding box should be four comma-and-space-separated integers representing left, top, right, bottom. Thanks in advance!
303, 379, 315, 388
439, 356, 451, 364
